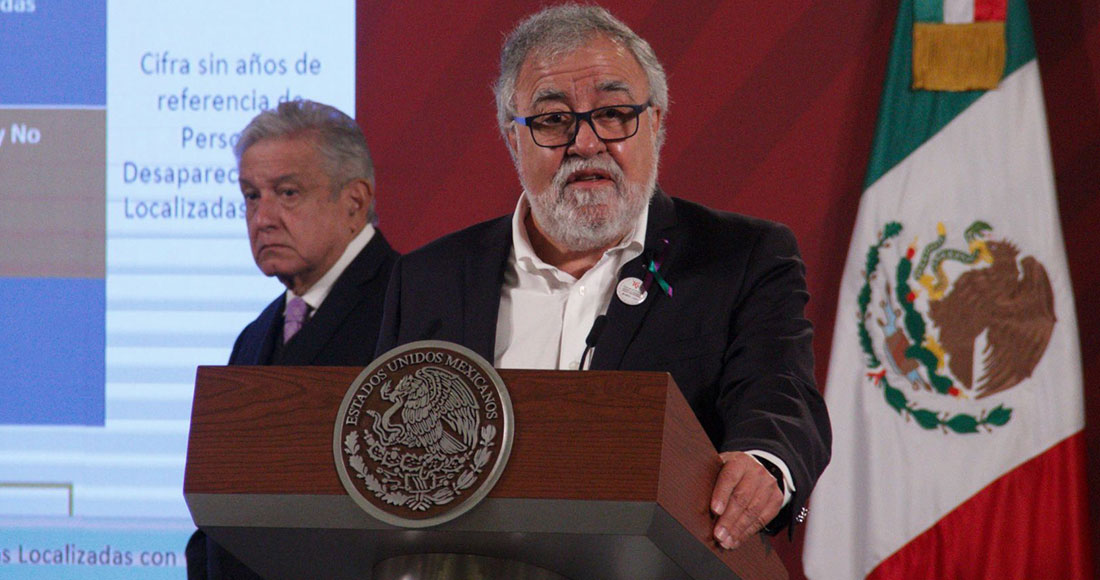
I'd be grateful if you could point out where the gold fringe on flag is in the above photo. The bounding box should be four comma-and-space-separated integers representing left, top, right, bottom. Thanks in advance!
913, 21, 1006, 91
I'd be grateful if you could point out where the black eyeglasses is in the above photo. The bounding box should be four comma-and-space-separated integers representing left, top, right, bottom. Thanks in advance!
514, 102, 651, 148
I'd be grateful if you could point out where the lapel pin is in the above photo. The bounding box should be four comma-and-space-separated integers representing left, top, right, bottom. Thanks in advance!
641, 238, 674, 297
616, 277, 647, 306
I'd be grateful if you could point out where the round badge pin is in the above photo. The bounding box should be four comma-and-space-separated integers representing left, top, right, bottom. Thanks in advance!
616, 277, 647, 306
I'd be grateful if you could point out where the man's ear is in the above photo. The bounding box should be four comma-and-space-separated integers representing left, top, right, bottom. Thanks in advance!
342, 178, 374, 219
506, 125, 520, 160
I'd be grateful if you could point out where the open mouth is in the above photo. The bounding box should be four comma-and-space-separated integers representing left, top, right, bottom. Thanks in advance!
567, 169, 614, 184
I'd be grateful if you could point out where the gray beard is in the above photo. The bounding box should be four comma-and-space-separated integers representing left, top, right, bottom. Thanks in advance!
525, 155, 657, 253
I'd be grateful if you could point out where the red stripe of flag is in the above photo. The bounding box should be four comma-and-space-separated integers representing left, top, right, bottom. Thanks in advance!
975, 0, 1007, 21
867, 433, 1094, 580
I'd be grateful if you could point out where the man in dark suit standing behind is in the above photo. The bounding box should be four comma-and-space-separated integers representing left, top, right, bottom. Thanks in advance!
377, 4, 830, 552
187, 99, 399, 579
229, 99, 398, 366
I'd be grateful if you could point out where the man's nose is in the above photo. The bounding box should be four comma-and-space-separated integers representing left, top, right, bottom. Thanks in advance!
567, 118, 607, 157
251, 194, 281, 227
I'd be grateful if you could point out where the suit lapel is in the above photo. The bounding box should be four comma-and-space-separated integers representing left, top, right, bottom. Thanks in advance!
239, 297, 282, 365
592, 190, 680, 370
463, 217, 513, 363
279, 234, 394, 364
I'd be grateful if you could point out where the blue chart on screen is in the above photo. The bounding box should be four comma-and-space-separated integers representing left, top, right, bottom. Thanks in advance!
0, 0, 107, 426
0, 1, 106, 106
0, 279, 106, 426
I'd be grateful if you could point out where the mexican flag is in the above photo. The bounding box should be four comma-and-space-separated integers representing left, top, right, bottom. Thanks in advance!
802, 0, 1093, 578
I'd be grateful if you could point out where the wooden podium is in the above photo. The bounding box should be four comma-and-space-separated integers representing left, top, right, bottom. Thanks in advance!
184, 366, 787, 580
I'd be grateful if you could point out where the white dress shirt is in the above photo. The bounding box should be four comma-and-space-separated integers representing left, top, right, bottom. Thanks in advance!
494, 194, 646, 370
285, 223, 376, 316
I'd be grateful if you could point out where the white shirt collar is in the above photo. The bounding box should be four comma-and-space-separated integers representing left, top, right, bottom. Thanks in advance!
286, 223, 376, 311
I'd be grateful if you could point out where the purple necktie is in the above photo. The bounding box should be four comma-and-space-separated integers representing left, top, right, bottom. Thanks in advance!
283, 297, 308, 344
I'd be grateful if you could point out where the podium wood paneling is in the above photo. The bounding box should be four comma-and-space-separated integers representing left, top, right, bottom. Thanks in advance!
185, 366, 786, 580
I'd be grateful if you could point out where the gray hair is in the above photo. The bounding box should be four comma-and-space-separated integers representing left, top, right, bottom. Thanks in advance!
235, 99, 377, 223
494, 4, 669, 151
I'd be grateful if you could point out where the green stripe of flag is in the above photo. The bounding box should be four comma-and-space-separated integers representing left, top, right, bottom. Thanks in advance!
863, 0, 1037, 189
914, 0, 944, 22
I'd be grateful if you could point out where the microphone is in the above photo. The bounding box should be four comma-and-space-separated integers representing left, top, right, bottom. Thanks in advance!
578, 315, 608, 370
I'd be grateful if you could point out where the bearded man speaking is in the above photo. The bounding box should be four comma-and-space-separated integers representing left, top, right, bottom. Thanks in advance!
376, 3, 830, 549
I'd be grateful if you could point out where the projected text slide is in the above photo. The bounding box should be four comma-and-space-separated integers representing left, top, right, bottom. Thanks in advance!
1, 1, 354, 577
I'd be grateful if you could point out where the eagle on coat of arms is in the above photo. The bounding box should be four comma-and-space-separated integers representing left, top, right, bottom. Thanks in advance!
366, 366, 480, 455
927, 238, 1056, 398
858, 220, 1057, 433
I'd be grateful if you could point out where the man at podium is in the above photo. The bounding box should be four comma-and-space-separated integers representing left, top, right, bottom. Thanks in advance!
376, 4, 831, 552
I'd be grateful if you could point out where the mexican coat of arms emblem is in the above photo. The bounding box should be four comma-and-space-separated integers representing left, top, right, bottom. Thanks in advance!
334, 341, 514, 526
857, 220, 1056, 433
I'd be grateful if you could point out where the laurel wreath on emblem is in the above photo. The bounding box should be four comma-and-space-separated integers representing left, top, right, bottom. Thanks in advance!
857, 221, 1015, 434
343, 424, 496, 511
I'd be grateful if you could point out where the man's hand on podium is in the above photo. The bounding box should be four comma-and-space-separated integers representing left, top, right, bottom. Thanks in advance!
710, 451, 784, 550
